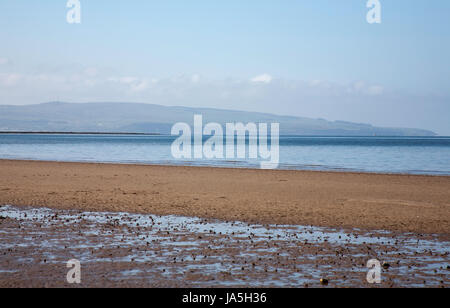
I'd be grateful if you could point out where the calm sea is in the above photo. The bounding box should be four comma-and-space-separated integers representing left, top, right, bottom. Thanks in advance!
0, 134, 449, 175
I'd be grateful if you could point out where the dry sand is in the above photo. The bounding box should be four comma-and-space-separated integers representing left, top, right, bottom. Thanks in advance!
0, 160, 449, 235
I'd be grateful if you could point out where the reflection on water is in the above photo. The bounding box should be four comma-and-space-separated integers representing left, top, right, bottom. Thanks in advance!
0, 205, 448, 287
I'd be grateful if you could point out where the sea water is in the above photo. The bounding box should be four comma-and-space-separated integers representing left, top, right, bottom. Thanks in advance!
0, 134, 449, 175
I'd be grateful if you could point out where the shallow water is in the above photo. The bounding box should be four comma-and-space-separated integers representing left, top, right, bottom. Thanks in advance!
0, 205, 448, 287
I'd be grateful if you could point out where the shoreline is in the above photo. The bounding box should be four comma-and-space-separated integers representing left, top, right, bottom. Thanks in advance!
0, 132, 161, 135
0, 159, 449, 235
1, 158, 449, 178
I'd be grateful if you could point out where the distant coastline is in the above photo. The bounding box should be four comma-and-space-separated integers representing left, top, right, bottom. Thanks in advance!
0, 131, 161, 136
0, 102, 438, 136
0, 132, 445, 138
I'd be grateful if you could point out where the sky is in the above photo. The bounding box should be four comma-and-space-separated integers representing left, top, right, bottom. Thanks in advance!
0, 0, 449, 134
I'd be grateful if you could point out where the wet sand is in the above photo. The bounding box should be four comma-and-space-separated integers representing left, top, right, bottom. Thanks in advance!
0, 160, 449, 235
0, 205, 448, 288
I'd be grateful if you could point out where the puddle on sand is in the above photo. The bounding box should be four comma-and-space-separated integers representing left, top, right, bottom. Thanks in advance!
0, 205, 448, 288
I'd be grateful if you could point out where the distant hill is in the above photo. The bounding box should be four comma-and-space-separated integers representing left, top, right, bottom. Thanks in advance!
0, 102, 437, 136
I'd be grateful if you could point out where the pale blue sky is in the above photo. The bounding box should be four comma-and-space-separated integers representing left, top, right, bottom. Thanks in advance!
0, 1, 449, 134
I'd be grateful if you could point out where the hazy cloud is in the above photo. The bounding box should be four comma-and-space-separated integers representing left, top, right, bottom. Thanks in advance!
347, 81, 384, 96
251, 74, 273, 84
191, 74, 201, 84
84, 67, 98, 77
0, 68, 390, 104
0, 58, 9, 65
0, 73, 22, 87
0, 64, 448, 134
107, 76, 150, 92
367, 85, 384, 96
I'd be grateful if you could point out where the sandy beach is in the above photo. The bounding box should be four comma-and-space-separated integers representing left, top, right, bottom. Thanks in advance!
0, 159, 449, 235
1, 159, 449, 288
